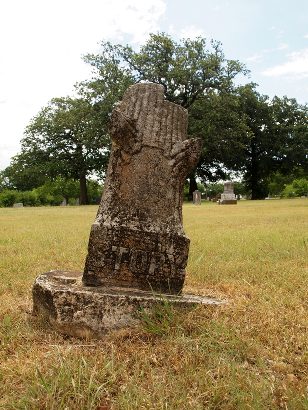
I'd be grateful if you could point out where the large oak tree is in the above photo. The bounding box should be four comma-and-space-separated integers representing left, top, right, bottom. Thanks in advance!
82, 33, 249, 195
18, 97, 109, 204
236, 85, 308, 199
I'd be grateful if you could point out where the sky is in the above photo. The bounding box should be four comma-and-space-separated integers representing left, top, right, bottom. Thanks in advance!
1, 0, 308, 170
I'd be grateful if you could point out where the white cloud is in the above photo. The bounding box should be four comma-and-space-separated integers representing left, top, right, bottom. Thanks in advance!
268, 25, 285, 41
102, 0, 167, 43
304, 34, 308, 39
246, 44, 289, 64
277, 43, 288, 51
0, 0, 166, 169
179, 25, 205, 39
262, 48, 308, 78
246, 53, 263, 63
167, 24, 206, 41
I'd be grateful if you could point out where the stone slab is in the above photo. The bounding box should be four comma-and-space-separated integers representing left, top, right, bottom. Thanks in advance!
32, 270, 225, 338
220, 200, 237, 205
193, 190, 201, 205
219, 181, 237, 205
221, 193, 237, 201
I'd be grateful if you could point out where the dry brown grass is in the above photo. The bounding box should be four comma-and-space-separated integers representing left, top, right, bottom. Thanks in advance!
0, 199, 307, 409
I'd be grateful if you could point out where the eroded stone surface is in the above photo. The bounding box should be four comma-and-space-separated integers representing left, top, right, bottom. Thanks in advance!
33, 271, 225, 338
193, 190, 201, 205
83, 83, 202, 293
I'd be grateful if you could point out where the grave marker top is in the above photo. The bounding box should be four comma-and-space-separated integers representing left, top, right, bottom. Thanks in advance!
223, 181, 234, 194
220, 181, 237, 204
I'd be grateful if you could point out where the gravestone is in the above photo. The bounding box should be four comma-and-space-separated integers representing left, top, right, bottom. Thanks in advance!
60, 199, 67, 206
84, 83, 202, 293
192, 190, 201, 205
32, 83, 225, 338
220, 181, 237, 205
13, 203, 23, 208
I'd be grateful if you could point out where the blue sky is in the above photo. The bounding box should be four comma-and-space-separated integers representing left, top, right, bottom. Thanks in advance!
1, 0, 307, 170
161, 0, 308, 101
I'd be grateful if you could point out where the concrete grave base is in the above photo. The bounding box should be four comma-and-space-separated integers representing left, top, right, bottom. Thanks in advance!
32, 270, 225, 338
220, 199, 237, 205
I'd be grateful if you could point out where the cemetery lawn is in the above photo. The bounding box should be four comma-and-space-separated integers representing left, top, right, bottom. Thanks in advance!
0, 199, 307, 409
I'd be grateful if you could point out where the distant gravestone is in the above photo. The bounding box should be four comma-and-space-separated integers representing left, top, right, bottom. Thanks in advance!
60, 199, 67, 206
13, 203, 23, 208
32, 83, 225, 338
75, 198, 80, 206
220, 181, 237, 205
193, 190, 201, 205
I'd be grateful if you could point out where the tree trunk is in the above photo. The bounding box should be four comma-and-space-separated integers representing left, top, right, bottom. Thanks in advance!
188, 173, 198, 201
250, 152, 267, 200
79, 174, 89, 205
251, 182, 267, 199
249, 140, 265, 200
249, 166, 264, 200
250, 176, 260, 199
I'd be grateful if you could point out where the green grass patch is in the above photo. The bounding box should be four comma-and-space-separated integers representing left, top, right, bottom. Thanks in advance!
0, 199, 307, 409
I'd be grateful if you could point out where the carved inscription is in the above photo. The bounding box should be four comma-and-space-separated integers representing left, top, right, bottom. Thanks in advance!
107, 246, 174, 276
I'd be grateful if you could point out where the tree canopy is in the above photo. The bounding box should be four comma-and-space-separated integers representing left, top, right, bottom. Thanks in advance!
15, 97, 109, 204
237, 85, 307, 198
82, 33, 250, 196
3, 32, 307, 202
83, 34, 247, 107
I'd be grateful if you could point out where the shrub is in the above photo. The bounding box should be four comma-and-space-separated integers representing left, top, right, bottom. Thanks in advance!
0, 190, 19, 207
281, 184, 297, 198
33, 186, 52, 205
18, 191, 40, 206
87, 180, 103, 204
282, 178, 308, 198
292, 178, 308, 196
49, 194, 64, 206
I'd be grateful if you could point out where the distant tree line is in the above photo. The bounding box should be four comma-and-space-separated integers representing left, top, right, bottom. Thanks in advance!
0, 177, 102, 207
0, 33, 307, 204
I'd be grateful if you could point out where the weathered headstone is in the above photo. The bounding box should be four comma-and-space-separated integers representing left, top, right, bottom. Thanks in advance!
32, 83, 225, 338
60, 199, 67, 206
219, 181, 237, 205
84, 83, 202, 293
13, 202, 23, 208
192, 190, 201, 205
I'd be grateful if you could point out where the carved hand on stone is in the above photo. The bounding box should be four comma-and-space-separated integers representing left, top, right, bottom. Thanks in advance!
170, 138, 203, 179
109, 83, 202, 177
109, 108, 139, 154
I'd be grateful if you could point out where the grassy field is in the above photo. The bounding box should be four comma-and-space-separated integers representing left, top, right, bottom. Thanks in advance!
0, 199, 307, 409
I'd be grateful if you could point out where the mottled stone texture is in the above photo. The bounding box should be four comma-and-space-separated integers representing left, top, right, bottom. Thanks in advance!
83, 83, 202, 293
193, 190, 201, 205
220, 181, 237, 205
33, 271, 224, 338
